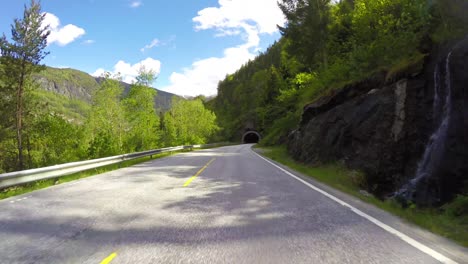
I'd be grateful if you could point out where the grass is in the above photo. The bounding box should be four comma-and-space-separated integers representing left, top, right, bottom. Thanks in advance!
385, 52, 427, 82
0, 150, 186, 200
259, 145, 468, 247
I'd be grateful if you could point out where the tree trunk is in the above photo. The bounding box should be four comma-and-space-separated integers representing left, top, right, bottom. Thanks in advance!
27, 135, 33, 168
16, 70, 25, 171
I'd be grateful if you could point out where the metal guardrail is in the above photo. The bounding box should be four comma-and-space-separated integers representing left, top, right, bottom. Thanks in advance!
0, 143, 224, 189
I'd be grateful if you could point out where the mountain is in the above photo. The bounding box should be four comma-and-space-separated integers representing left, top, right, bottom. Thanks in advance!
34, 67, 100, 102
33, 67, 178, 121
94, 77, 175, 114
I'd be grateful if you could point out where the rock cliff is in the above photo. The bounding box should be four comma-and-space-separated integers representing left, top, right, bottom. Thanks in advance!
288, 37, 468, 206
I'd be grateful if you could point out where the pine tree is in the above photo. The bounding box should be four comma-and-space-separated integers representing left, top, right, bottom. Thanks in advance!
0, 0, 50, 170
278, 0, 331, 68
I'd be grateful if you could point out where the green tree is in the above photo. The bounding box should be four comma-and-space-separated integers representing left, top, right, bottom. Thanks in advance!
86, 74, 127, 158
0, 0, 50, 170
350, 0, 430, 72
327, 0, 355, 61
28, 113, 85, 167
162, 98, 218, 146
279, 0, 331, 68
135, 65, 157, 87
123, 69, 161, 151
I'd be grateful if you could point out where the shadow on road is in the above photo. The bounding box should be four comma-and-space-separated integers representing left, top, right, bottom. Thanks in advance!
0, 145, 404, 263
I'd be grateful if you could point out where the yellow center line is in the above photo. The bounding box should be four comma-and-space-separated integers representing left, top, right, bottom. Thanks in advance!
184, 158, 216, 187
100, 252, 117, 264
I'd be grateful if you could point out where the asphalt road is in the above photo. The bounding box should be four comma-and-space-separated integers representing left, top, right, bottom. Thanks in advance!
0, 144, 466, 264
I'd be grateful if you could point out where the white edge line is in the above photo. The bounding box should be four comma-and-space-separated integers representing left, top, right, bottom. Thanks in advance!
253, 151, 458, 264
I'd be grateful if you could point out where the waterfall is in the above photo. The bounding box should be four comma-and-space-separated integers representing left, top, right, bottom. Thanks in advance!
433, 64, 441, 115
396, 52, 453, 200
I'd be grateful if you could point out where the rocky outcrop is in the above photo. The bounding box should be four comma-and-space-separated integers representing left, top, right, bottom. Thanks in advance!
288, 38, 468, 205
298, 76, 384, 128
34, 76, 97, 102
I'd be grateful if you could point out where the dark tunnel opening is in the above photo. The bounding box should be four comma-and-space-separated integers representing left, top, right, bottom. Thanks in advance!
243, 132, 260, 144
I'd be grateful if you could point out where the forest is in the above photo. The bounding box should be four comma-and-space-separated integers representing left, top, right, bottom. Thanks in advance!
0, 1, 218, 173
211, 0, 468, 145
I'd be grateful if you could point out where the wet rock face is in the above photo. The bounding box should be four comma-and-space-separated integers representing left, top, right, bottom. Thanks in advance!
435, 36, 468, 202
289, 78, 426, 198
398, 39, 468, 205
288, 38, 468, 205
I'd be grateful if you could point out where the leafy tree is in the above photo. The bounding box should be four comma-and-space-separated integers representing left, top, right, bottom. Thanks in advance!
349, 0, 430, 74
28, 113, 85, 167
86, 74, 127, 158
0, 0, 50, 170
162, 98, 218, 146
123, 69, 161, 151
135, 65, 157, 87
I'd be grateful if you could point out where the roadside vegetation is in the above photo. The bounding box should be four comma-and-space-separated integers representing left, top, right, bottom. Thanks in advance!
260, 146, 468, 247
0, 0, 219, 174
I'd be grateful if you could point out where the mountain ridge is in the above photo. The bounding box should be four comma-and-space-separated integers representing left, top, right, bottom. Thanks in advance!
34, 66, 178, 112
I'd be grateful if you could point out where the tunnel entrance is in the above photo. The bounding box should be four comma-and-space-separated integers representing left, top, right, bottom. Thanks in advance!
242, 131, 261, 144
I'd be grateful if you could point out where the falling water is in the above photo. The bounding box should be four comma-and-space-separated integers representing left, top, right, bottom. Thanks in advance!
396, 52, 453, 200
433, 64, 441, 115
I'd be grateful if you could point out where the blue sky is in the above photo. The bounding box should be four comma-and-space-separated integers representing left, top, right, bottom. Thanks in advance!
0, 0, 285, 96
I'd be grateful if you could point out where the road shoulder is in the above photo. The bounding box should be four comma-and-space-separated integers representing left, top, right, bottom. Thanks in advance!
252, 146, 468, 264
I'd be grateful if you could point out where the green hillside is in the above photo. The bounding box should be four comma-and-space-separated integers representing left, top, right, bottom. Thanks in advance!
35, 67, 100, 101
31, 66, 177, 122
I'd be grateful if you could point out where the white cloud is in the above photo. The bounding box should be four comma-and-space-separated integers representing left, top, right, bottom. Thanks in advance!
160, 0, 285, 97
140, 38, 160, 52
162, 44, 256, 97
83, 39, 95, 45
42, 13, 85, 46
140, 36, 176, 52
92, 68, 106, 77
215, 29, 241, 37
130, 1, 142, 8
92, 58, 161, 84
193, 0, 285, 35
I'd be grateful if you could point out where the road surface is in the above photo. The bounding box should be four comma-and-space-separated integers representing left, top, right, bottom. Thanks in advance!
0, 145, 466, 263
